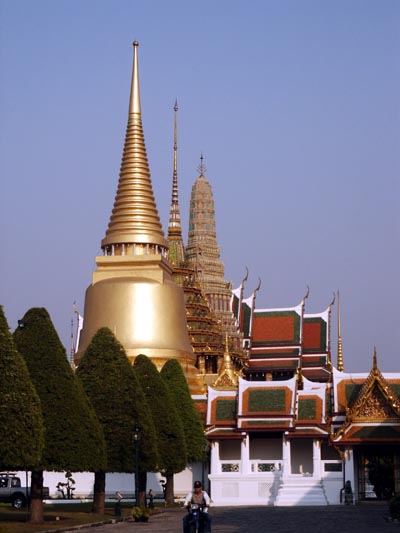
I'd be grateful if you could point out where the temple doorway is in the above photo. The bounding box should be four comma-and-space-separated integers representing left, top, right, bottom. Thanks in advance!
356, 446, 399, 500
290, 439, 313, 475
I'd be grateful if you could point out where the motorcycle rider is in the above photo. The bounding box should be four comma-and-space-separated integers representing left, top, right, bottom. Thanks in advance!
183, 480, 212, 532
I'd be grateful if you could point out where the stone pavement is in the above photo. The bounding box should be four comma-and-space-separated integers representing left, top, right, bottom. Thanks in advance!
66, 502, 398, 533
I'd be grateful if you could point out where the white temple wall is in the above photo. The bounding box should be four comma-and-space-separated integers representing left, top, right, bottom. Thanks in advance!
208, 437, 282, 505
15, 465, 201, 501
208, 472, 281, 506
321, 472, 343, 504
208, 436, 345, 506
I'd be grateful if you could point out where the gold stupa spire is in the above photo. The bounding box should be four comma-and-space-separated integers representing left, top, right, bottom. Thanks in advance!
101, 41, 168, 253
168, 100, 182, 238
76, 42, 196, 383
337, 290, 344, 371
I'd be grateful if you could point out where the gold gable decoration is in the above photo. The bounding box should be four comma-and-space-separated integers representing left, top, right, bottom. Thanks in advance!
357, 387, 397, 420
213, 333, 240, 390
346, 349, 400, 422
332, 349, 400, 440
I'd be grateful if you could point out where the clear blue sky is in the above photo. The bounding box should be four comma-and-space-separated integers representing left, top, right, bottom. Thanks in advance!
1, 0, 399, 372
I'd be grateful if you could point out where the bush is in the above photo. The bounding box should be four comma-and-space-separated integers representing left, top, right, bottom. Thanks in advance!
389, 495, 400, 520
132, 506, 152, 519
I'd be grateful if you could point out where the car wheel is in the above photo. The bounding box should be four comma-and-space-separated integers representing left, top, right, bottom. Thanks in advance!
12, 495, 26, 509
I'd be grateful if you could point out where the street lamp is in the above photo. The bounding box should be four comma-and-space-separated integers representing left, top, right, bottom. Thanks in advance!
133, 424, 140, 507
202, 442, 210, 492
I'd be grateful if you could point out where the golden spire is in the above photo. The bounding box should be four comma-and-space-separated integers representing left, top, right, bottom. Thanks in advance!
101, 41, 168, 253
337, 290, 344, 371
213, 332, 239, 389
168, 100, 182, 239
373, 346, 377, 371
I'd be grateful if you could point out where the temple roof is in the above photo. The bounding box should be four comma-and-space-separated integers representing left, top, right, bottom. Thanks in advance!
252, 303, 303, 347
332, 351, 400, 444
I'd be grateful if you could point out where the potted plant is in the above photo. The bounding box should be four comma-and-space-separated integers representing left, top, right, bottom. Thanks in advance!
389, 495, 400, 522
132, 506, 152, 522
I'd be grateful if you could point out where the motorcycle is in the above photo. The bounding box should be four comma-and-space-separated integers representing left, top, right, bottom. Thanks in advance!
187, 503, 206, 533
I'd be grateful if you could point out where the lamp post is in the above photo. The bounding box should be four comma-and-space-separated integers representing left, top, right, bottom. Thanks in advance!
133, 424, 140, 507
202, 442, 210, 492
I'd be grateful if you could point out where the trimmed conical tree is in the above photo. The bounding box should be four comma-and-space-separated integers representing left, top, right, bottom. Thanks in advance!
134, 354, 187, 504
76, 328, 159, 512
161, 359, 206, 500
14, 308, 106, 524
160, 358, 206, 462
0, 306, 44, 471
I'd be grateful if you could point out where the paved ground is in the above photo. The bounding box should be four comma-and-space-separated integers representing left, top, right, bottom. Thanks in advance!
71, 503, 398, 533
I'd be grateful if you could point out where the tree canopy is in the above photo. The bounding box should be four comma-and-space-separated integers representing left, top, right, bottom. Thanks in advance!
0, 306, 44, 470
133, 354, 187, 475
14, 308, 106, 472
160, 359, 206, 463
76, 327, 158, 473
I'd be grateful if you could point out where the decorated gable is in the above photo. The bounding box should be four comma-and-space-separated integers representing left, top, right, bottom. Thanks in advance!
332, 354, 400, 444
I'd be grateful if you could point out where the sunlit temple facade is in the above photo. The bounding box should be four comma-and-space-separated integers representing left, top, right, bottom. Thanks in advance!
70, 42, 399, 506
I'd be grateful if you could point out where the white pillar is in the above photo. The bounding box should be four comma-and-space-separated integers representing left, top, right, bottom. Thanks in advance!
210, 441, 220, 474
345, 448, 356, 501
313, 439, 321, 478
241, 434, 250, 474
282, 435, 291, 478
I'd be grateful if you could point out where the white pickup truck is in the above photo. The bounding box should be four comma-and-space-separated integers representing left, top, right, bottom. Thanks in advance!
0, 473, 49, 509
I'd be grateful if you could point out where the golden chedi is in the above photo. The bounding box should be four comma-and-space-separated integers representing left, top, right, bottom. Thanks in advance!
75, 42, 195, 372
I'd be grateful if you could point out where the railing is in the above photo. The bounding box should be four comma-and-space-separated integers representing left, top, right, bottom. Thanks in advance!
250, 461, 282, 473
220, 462, 240, 473
220, 460, 283, 474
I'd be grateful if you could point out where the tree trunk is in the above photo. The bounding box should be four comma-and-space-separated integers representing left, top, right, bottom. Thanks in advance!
138, 469, 147, 507
92, 471, 105, 514
165, 472, 174, 505
29, 470, 44, 524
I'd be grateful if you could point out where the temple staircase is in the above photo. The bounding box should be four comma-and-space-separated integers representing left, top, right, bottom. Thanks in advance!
275, 476, 328, 506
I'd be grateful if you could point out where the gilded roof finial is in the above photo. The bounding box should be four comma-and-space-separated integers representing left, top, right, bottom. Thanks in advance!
168, 100, 182, 237
101, 41, 167, 252
129, 41, 141, 114
337, 290, 344, 371
373, 346, 377, 370
197, 153, 207, 176
213, 332, 238, 389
